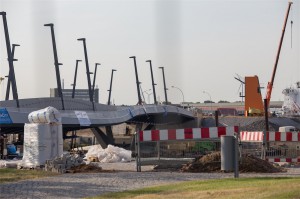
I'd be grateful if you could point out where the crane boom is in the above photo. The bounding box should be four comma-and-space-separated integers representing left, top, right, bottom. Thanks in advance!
266, 1, 293, 107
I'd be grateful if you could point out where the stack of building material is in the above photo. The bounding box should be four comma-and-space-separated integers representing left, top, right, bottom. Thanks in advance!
44, 153, 84, 173
20, 107, 63, 168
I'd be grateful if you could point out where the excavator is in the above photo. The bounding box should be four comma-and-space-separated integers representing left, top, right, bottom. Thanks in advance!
245, 2, 293, 117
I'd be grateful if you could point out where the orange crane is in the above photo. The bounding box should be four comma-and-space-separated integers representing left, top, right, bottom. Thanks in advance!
265, 1, 293, 107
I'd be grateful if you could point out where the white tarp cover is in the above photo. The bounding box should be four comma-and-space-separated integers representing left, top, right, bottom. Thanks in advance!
28, 106, 61, 123
21, 123, 63, 168
85, 144, 131, 163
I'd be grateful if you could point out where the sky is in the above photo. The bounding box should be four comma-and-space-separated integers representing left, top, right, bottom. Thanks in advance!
0, 0, 299, 105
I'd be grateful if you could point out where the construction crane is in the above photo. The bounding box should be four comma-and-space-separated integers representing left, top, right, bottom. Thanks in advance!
265, 1, 293, 107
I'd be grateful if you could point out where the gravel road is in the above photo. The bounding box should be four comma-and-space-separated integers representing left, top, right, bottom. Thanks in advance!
1, 162, 300, 199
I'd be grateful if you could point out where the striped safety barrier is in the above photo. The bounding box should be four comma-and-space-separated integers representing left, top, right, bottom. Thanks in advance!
240, 131, 263, 142
267, 158, 300, 163
139, 126, 239, 142
239, 131, 300, 142
267, 132, 300, 142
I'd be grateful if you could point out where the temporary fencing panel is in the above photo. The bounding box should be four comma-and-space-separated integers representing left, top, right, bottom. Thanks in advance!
239, 131, 300, 163
135, 126, 239, 171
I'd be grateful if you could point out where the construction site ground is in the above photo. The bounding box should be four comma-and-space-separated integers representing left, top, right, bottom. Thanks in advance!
1, 167, 300, 199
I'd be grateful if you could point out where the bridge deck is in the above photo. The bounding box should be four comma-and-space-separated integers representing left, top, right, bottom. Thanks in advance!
0, 97, 195, 133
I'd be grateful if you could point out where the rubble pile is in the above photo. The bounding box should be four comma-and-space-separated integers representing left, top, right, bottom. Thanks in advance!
44, 153, 84, 173
180, 152, 285, 173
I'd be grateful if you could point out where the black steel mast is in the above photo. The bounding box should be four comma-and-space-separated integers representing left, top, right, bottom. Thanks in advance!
0, 12, 19, 107
146, 60, 157, 104
129, 56, 142, 105
92, 63, 100, 101
107, 69, 116, 105
159, 67, 168, 104
5, 43, 19, 100
78, 38, 93, 102
71, 60, 81, 98
44, 23, 65, 110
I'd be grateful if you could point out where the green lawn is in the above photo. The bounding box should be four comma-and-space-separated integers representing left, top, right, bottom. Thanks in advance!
0, 168, 59, 183
89, 177, 300, 199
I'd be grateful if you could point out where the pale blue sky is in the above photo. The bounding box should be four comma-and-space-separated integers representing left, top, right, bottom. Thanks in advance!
0, 0, 299, 105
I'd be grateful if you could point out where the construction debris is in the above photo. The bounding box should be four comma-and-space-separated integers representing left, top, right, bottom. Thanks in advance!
44, 153, 84, 173
180, 152, 285, 173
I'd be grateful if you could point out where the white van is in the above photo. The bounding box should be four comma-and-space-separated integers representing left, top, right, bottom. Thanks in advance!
279, 126, 298, 133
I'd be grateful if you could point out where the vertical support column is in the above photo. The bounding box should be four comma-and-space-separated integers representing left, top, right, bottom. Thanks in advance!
135, 123, 143, 172
262, 130, 266, 160
157, 141, 160, 161
215, 110, 219, 127
234, 134, 239, 178
264, 98, 270, 149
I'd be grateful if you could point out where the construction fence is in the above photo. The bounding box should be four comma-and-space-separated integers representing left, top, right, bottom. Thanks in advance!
240, 131, 300, 163
135, 127, 300, 171
135, 126, 239, 171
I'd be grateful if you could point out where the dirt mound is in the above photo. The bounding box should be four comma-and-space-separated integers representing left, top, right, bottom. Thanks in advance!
67, 164, 113, 173
180, 152, 285, 173
239, 154, 284, 173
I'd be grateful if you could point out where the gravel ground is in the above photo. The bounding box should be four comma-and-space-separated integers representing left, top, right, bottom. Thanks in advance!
1, 162, 300, 199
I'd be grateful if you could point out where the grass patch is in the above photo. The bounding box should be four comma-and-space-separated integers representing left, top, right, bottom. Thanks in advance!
90, 177, 300, 199
0, 168, 59, 184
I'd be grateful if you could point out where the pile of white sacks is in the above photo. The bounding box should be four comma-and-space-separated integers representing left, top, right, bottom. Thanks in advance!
20, 107, 63, 168
85, 144, 132, 163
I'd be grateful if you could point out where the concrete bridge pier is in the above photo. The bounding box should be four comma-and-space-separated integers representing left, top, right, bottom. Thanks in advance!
91, 126, 114, 149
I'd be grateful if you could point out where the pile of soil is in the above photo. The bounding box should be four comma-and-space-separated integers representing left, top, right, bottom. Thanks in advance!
180, 152, 285, 173
67, 164, 113, 173
239, 154, 284, 173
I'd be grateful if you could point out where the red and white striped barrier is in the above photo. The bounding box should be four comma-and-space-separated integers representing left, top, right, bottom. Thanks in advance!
267, 158, 300, 163
267, 132, 300, 142
240, 131, 263, 142
139, 126, 239, 142
239, 131, 300, 142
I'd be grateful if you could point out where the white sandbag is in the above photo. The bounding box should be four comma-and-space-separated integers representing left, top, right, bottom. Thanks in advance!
28, 106, 61, 124
21, 123, 63, 168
